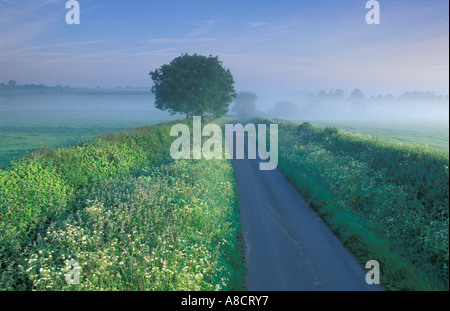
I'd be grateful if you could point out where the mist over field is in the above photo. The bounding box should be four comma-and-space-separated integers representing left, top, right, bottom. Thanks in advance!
0, 86, 179, 124
1, 85, 448, 156
228, 89, 449, 151
247, 92, 448, 122
0, 88, 156, 112
0, 86, 179, 166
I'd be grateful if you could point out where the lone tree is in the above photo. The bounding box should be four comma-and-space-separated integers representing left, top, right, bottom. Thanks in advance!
150, 53, 236, 119
232, 91, 257, 118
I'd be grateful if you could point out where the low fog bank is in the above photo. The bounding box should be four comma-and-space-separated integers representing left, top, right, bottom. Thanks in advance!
0, 93, 156, 112
1, 86, 448, 124
280, 99, 449, 123
227, 91, 449, 151
229, 90, 450, 124
0, 88, 179, 127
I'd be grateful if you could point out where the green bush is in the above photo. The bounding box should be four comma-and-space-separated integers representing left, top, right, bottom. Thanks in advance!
0, 157, 69, 238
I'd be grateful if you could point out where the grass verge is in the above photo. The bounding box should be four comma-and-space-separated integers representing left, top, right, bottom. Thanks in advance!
0, 118, 245, 291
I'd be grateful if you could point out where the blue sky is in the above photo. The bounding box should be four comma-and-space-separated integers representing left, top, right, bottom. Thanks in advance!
0, 0, 448, 98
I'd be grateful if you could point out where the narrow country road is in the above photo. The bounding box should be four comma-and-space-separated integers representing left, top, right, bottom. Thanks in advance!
231, 133, 382, 291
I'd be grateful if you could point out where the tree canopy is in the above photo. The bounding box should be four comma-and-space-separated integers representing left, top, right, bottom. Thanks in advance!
269, 100, 299, 119
232, 91, 258, 118
350, 89, 365, 99
149, 53, 236, 119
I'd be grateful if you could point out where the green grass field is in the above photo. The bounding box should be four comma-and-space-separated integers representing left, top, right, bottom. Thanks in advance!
3, 112, 448, 169
301, 120, 449, 152
0, 109, 177, 167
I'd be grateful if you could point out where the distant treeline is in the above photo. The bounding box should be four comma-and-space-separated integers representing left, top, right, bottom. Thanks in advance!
0, 83, 151, 96
309, 88, 449, 101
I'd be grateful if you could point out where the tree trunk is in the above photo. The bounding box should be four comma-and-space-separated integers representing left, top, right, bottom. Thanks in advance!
186, 112, 190, 119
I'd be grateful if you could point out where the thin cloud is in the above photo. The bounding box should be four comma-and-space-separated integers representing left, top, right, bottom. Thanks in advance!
0, 0, 61, 53
247, 22, 269, 28
142, 19, 221, 47
144, 37, 217, 44
81, 4, 104, 13
10, 40, 110, 54
189, 19, 223, 37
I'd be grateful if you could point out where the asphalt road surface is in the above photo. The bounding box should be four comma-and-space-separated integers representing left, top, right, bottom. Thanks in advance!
231, 133, 382, 291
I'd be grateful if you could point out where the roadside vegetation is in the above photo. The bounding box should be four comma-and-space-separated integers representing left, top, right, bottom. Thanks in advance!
0, 118, 245, 291
252, 117, 449, 291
